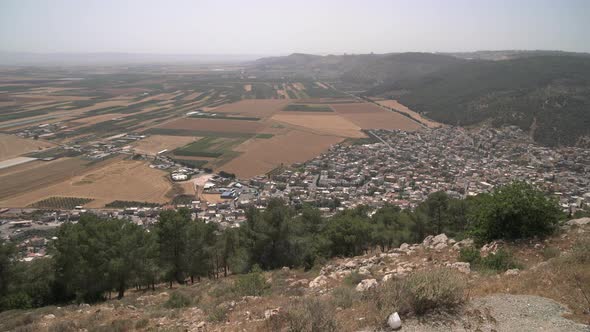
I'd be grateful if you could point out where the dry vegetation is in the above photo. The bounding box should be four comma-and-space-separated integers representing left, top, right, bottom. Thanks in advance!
0, 134, 54, 161
0, 158, 174, 208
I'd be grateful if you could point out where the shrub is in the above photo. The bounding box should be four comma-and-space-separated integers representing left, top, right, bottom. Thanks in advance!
459, 247, 481, 264
266, 298, 339, 332
367, 268, 466, 319
164, 291, 192, 309
468, 182, 560, 242
0, 293, 32, 310
480, 249, 520, 272
233, 267, 269, 296
331, 287, 358, 309
343, 271, 365, 287
48, 321, 78, 332
207, 305, 228, 323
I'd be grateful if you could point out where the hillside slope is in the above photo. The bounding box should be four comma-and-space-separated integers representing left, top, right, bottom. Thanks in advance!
368, 55, 590, 147
2, 219, 588, 331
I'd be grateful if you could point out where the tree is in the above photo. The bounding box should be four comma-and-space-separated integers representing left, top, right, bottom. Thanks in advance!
468, 182, 560, 242
0, 239, 15, 299
156, 209, 190, 286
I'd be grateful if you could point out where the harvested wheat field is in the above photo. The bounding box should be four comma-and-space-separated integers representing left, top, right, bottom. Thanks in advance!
133, 135, 201, 155
0, 159, 173, 208
0, 157, 111, 203
374, 99, 442, 128
157, 118, 263, 134
270, 113, 365, 138
211, 99, 289, 118
332, 103, 422, 131
0, 134, 54, 161
220, 130, 344, 178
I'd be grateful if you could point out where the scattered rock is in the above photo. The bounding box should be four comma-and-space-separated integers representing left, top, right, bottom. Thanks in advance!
289, 279, 308, 287
399, 243, 410, 251
355, 278, 378, 292
387, 312, 402, 330
281, 266, 290, 272
43, 314, 56, 320
196, 321, 206, 329
344, 260, 358, 269
309, 275, 328, 288
382, 274, 393, 282
505, 269, 520, 276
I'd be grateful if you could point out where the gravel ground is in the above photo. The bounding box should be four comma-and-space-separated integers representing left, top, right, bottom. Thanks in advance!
397, 294, 590, 332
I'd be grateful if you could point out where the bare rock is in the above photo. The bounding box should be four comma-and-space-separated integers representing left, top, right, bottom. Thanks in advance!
566, 217, 590, 226
422, 235, 434, 247
387, 312, 402, 330
355, 278, 378, 292
505, 269, 520, 276
432, 233, 449, 246
451, 262, 471, 274
309, 275, 328, 288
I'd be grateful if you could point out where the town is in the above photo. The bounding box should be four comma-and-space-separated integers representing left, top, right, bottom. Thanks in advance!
2, 125, 589, 262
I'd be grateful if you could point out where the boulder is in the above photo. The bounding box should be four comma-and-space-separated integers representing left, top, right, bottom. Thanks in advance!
43, 314, 56, 320
432, 233, 449, 246
309, 275, 328, 288
344, 260, 357, 269
387, 312, 402, 329
451, 262, 471, 274
399, 243, 410, 251
355, 278, 378, 292
566, 217, 590, 226
422, 235, 434, 247
434, 242, 448, 250
281, 266, 290, 272
453, 238, 474, 250
382, 274, 393, 282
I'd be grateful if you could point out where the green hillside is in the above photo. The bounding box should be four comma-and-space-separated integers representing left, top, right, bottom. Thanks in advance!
368, 56, 590, 147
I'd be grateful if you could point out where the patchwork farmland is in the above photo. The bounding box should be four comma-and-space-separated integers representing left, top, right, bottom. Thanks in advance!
0, 66, 425, 207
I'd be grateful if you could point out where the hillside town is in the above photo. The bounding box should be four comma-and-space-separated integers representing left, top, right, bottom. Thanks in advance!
2, 126, 590, 260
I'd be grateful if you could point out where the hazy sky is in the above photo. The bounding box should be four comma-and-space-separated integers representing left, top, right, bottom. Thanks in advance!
1, 0, 588, 55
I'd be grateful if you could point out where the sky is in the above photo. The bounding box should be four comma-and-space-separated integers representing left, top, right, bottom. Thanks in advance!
1, 0, 589, 55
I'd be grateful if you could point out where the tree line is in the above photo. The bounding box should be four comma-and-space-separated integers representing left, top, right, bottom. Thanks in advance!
0, 182, 562, 311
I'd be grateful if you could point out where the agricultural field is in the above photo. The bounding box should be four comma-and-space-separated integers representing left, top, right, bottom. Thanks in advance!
132, 135, 200, 155
0, 159, 175, 208
283, 104, 334, 112
372, 99, 442, 128
0, 66, 426, 206
0, 133, 54, 161
29, 196, 94, 209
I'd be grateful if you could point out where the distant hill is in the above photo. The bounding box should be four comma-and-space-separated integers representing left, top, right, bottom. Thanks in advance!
253, 52, 466, 83
367, 55, 590, 147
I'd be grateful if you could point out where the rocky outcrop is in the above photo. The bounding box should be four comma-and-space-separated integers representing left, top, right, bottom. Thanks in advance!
355, 278, 378, 292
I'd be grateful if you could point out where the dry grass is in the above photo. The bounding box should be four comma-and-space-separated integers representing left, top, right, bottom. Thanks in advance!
0, 158, 173, 208
220, 130, 344, 178
0, 134, 54, 161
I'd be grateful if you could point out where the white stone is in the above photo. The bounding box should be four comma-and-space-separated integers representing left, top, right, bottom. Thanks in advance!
399, 243, 410, 250
431, 233, 449, 246
382, 274, 393, 282
355, 278, 378, 292
422, 235, 434, 247
344, 260, 357, 269
309, 275, 328, 288
505, 269, 520, 276
566, 217, 590, 226
387, 312, 402, 329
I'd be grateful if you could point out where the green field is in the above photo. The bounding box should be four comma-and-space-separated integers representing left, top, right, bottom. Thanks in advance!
173, 137, 246, 158
283, 104, 334, 112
